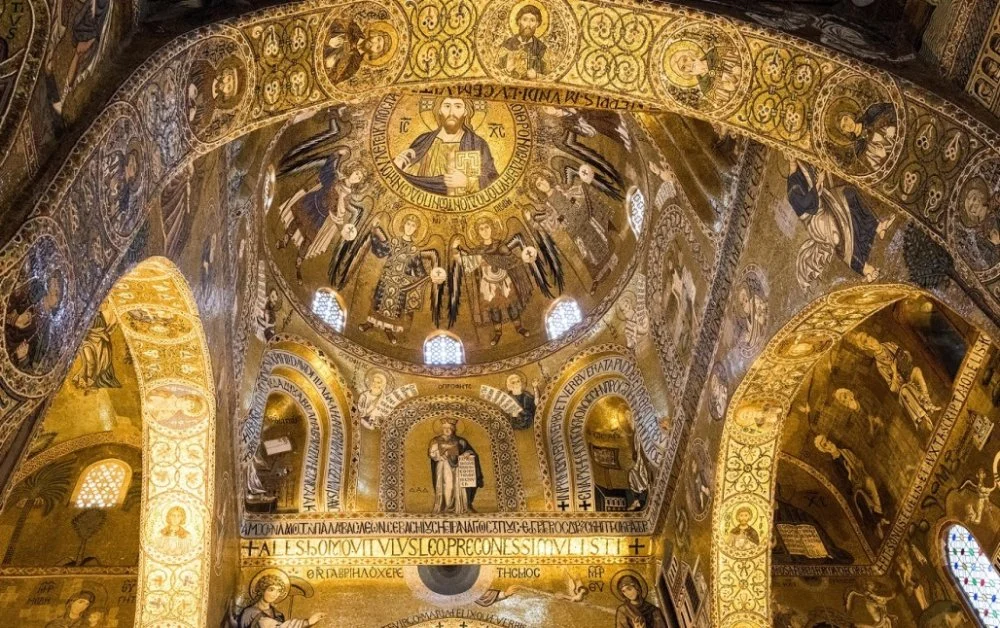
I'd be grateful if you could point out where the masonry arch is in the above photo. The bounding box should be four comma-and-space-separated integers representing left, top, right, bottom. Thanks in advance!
711, 283, 995, 627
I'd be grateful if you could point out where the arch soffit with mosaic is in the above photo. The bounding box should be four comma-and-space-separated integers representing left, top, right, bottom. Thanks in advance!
241, 335, 352, 512
710, 283, 994, 627
379, 395, 525, 513
3, 0, 1000, 436
96, 257, 217, 627
537, 346, 663, 514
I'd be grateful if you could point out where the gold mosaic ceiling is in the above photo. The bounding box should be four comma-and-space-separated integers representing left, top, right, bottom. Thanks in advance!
263, 94, 652, 370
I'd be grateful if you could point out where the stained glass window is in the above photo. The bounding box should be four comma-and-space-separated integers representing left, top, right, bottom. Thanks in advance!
312, 289, 346, 333
74, 459, 131, 509
546, 298, 583, 340
629, 188, 646, 235
424, 333, 464, 366
946, 523, 1000, 626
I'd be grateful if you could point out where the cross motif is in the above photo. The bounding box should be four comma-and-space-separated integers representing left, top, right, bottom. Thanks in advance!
578, 500, 592, 511
629, 538, 646, 555
557, 500, 570, 511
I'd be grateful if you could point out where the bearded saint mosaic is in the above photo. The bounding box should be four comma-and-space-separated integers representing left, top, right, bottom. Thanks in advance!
265, 94, 649, 369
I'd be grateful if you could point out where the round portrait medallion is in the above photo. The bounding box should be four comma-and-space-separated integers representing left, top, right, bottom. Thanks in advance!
475, 0, 578, 82
314, 1, 408, 97
650, 20, 751, 118
812, 69, 905, 182
369, 92, 533, 213
184, 35, 255, 144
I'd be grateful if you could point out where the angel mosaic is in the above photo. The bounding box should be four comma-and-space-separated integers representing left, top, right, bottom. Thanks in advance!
784, 156, 894, 289
332, 212, 446, 345
275, 147, 367, 283
226, 569, 326, 628
447, 215, 561, 346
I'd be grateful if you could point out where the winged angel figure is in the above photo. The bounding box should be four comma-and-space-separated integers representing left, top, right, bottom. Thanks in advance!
447, 216, 562, 346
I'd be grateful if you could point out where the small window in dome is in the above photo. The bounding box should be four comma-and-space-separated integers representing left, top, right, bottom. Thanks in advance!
312, 289, 347, 333
424, 333, 464, 366
628, 188, 646, 236
945, 523, 1000, 626
546, 298, 583, 340
73, 459, 131, 509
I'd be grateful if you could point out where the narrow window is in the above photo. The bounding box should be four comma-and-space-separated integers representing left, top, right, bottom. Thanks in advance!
546, 298, 583, 340
73, 459, 131, 509
424, 333, 464, 366
312, 289, 347, 333
946, 523, 1000, 626
628, 188, 646, 236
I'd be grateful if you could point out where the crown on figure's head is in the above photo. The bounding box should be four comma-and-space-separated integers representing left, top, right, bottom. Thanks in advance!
441, 418, 458, 427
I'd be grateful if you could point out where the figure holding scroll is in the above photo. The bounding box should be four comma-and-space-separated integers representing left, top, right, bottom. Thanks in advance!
428, 418, 483, 514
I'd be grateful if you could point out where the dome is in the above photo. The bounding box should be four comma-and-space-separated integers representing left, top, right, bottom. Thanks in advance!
263, 94, 652, 372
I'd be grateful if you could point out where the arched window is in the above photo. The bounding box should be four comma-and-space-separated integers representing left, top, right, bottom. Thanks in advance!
945, 523, 1000, 626
312, 288, 347, 333
628, 188, 646, 236
424, 333, 464, 366
73, 459, 132, 509
546, 298, 583, 340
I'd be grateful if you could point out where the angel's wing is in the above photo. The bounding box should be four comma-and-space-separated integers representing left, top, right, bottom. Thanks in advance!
421, 247, 445, 329
328, 215, 377, 290
507, 232, 556, 299
277, 110, 350, 178
446, 256, 463, 330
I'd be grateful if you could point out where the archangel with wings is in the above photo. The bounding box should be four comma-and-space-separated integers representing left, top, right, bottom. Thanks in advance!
330, 212, 446, 345
447, 216, 562, 346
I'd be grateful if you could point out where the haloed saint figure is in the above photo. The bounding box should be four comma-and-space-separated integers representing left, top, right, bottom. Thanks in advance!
428, 418, 483, 514
393, 97, 499, 197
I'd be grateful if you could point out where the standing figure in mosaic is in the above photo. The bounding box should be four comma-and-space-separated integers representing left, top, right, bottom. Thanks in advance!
275, 148, 366, 283
449, 216, 556, 346
73, 309, 120, 390
428, 418, 483, 514
558, 163, 618, 292
498, 3, 547, 79
393, 97, 499, 196
356, 213, 445, 345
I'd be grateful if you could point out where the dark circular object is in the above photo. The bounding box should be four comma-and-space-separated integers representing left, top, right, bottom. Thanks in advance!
416, 564, 481, 596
